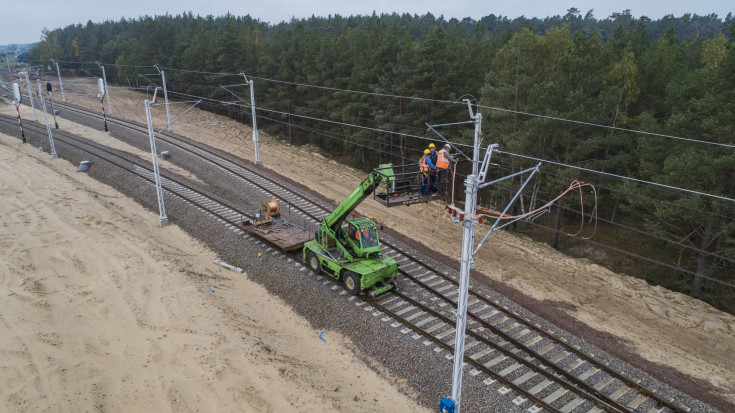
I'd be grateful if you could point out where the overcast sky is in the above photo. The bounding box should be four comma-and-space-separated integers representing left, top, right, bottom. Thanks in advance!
2, 1, 732, 44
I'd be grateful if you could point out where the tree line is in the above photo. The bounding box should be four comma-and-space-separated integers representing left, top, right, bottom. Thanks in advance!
25, 10, 735, 312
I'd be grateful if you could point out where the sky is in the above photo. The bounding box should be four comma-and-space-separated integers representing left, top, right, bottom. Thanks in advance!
2, 0, 732, 45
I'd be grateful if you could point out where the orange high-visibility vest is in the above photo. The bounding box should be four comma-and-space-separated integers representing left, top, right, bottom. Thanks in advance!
436, 149, 450, 169
419, 155, 429, 172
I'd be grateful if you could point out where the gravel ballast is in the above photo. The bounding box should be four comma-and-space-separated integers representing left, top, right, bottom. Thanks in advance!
0, 110, 721, 412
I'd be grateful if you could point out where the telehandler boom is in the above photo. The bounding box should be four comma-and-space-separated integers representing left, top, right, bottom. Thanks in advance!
303, 164, 398, 296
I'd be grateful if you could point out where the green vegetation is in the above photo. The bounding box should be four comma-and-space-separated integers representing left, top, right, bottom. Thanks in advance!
24, 10, 735, 312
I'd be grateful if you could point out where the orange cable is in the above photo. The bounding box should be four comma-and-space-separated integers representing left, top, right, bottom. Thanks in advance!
458, 180, 599, 239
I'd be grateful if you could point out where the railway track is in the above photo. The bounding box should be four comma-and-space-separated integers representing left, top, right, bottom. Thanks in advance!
0, 90, 696, 412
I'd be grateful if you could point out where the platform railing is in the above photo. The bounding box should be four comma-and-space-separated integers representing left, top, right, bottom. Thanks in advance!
373, 163, 444, 207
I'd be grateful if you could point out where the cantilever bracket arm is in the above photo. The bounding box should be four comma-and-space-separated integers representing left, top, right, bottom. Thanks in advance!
139, 74, 160, 88
154, 100, 202, 133
428, 120, 474, 128
146, 86, 162, 103
478, 163, 536, 190
477, 143, 499, 182
220, 84, 247, 104
426, 123, 472, 162
472, 163, 541, 255
464, 98, 478, 119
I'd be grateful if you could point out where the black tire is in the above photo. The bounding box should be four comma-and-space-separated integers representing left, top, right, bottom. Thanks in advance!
343, 271, 361, 296
306, 251, 320, 272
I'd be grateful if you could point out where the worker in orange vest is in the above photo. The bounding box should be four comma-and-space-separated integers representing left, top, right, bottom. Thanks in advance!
435, 143, 456, 195
419, 149, 435, 195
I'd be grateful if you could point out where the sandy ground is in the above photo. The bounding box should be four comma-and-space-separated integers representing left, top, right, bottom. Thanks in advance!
5, 80, 735, 406
0, 126, 429, 411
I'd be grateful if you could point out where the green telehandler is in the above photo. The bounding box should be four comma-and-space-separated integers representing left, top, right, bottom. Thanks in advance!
303, 165, 398, 297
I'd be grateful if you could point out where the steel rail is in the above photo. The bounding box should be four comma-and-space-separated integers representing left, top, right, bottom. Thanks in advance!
2, 101, 687, 412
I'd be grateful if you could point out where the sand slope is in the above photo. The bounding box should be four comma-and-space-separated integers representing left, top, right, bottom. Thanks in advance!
108, 87, 735, 403
4, 80, 734, 407
140, 95, 735, 403
0, 130, 427, 412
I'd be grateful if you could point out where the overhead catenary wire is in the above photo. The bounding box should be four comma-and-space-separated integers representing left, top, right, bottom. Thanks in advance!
46, 61, 727, 151
165, 80, 735, 208
43, 61, 735, 150
255, 106, 434, 143
47, 60, 156, 69
153, 90, 419, 160
472, 180, 599, 239
255, 95, 431, 136
513, 164, 735, 220
455, 162, 735, 227
15, 63, 735, 290
231, 101, 735, 270
495, 150, 735, 204
167, 85, 431, 136
257, 114, 424, 160
254, 102, 735, 206
193, 101, 735, 235
38, 62, 735, 227
43, 61, 734, 208
149, 80, 735, 210
160, 66, 237, 76
512, 215, 735, 288
239, 73, 734, 150
473, 161, 735, 224
484, 174, 735, 265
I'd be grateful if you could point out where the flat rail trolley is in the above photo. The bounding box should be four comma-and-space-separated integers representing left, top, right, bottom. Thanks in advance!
241, 199, 311, 251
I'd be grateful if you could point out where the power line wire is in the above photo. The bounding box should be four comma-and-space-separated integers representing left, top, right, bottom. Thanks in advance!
487, 179, 735, 264
47, 62, 735, 207
53, 61, 735, 150
509, 216, 735, 288
478, 103, 735, 149
258, 114, 414, 160
169, 86, 735, 206
28, 70, 735, 290
512, 164, 735, 220
245, 73, 735, 149
496, 150, 735, 204
144, 90, 735, 224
